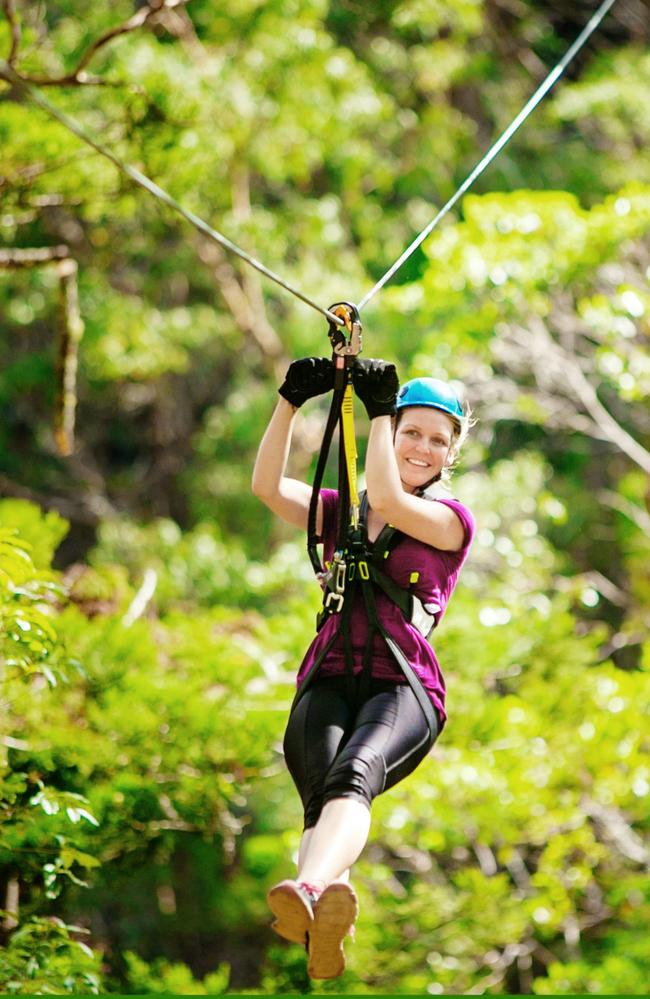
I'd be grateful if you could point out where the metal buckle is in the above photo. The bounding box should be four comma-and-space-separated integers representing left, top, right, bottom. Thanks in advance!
358, 560, 370, 580
333, 558, 347, 593
324, 591, 344, 613
321, 555, 347, 615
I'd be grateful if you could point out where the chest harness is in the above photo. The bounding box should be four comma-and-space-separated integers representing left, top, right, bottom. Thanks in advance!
291, 304, 440, 740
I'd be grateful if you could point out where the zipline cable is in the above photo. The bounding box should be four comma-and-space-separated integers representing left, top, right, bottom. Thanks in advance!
0, 60, 344, 328
357, 0, 619, 311
0, 0, 617, 323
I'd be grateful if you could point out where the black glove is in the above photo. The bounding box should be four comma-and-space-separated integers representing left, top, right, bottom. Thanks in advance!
278, 356, 335, 409
352, 358, 399, 419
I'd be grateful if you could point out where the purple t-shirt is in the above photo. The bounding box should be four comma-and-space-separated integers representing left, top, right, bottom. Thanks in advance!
296, 489, 475, 724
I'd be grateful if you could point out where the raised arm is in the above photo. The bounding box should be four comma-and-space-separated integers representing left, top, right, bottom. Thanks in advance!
252, 397, 316, 531
354, 359, 465, 552
251, 357, 334, 532
365, 415, 464, 551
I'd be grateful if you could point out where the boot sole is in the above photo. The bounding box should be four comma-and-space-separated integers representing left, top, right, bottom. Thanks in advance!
267, 882, 313, 945
308, 883, 358, 979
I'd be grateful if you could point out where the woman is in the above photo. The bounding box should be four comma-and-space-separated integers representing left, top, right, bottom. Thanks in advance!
251, 356, 475, 979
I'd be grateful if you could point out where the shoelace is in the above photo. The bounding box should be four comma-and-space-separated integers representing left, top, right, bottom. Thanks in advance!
298, 881, 323, 905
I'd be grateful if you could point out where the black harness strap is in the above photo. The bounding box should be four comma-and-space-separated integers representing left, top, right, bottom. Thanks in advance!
301, 302, 438, 736
307, 379, 347, 574
356, 556, 439, 741
307, 302, 361, 575
296, 492, 440, 741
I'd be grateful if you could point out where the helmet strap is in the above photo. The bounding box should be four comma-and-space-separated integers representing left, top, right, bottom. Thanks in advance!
418, 470, 442, 494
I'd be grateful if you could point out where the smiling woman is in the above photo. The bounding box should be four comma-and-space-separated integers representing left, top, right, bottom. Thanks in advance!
395, 376, 471, 486
252, 357, 475, 980
361, 374, 473, 555
395, 408, 454, 485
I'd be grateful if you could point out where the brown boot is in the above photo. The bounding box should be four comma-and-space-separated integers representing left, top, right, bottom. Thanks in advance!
307, 882, 358, 979
267, 880, 320, 945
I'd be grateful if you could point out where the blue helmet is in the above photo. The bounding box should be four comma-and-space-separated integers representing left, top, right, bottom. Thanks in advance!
396, 377, 463, 422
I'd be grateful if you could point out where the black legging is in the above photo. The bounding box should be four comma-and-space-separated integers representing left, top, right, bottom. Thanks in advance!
283, 674, 440, 829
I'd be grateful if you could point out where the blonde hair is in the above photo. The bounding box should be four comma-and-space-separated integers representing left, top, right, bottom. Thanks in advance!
446, 400, 474, 473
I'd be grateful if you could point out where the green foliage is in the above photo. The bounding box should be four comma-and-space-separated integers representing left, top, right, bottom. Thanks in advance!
0, 503, 105, 992
0, 917, 101, 995
89, 515, 315, 612
2, 1, 650, 994
0, 500, 306, 992
0, 501, 69, 686
123, 951, 229, 995
0, 501, 68, 568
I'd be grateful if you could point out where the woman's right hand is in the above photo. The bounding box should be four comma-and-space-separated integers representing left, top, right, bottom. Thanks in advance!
278, 357, 334, 409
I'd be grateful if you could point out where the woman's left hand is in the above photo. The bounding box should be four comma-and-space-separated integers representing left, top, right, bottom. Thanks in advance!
352, 358, 399, 419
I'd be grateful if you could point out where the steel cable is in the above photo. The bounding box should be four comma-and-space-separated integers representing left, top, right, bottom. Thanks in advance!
1, 0, 617, 323
0, 60, 344, 326
357, 0, 618, 311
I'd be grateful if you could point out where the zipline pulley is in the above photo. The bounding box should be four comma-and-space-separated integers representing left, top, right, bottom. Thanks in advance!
327, 302, 362, 360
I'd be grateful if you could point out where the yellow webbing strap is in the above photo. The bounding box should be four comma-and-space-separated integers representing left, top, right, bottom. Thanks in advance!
341, 381, 359, 512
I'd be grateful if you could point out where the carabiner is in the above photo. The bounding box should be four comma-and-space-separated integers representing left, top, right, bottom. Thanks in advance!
327, 302, 362, 358
323, 556, 347, 613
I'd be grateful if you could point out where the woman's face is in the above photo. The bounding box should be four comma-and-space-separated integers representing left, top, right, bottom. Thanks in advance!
393, 406, 455, 493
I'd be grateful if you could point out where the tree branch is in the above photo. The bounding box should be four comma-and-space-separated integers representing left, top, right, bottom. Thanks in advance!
582, 569, 629, 608
1, 0, 191, 87
63, 2, 167, 80
231, 164, 287, 381
562, 355, 650, 476
142, 8, 290, 385
122, 568, 158, 627
155, 0, 208, 67
0, 245, 82, 456
466, 941, 531, 996
55, 258, 84, 457
0, 473, 102, 526
0, 154, 92, 190
195, 236, 287, 377
0, 244, 70, 267
472, 841, 498, 876
599, 489, 650, 535
504, 318, 650, 475
2, 877, 19, 932
583, 796, 650, 866
2, 0, 20, 66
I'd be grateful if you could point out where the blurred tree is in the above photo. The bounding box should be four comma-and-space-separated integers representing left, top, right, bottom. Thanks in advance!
1, 1, 649, 994
1, 0, 647, 552
0, 500, 103, 993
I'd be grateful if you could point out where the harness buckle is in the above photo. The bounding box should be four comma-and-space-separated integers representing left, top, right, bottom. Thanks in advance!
324, 590, 344, 613
358, 560, 370, 580
333, 558, 347, 594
